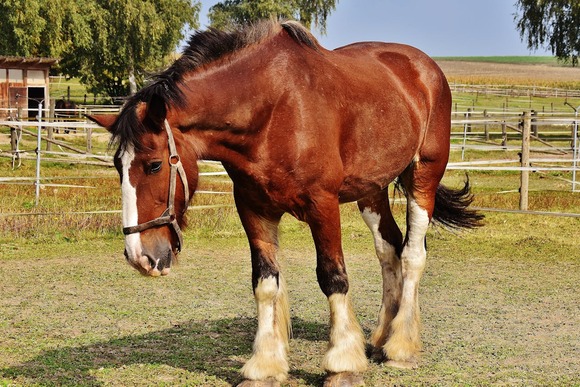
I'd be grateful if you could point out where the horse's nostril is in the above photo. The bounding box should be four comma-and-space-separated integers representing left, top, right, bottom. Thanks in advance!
147, 256, 158, 269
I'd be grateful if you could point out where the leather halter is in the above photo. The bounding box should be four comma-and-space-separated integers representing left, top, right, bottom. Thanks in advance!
122, 120, 189, 252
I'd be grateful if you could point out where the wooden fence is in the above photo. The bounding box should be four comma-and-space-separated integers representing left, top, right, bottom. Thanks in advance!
450, 83, 580, 99
1, 107, 579, 210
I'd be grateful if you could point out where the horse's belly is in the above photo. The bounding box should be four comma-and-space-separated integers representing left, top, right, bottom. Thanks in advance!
338, 166, 404, 203
337, 131, 418, 203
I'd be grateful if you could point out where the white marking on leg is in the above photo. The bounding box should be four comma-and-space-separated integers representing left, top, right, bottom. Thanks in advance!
361, 207, 402, 349
241, 276, 289, 381
401, 198, 428, 294
384, 197, 428, 364
361, 208, 397, 260
120, 146, 142, 261
322, 293, 368, 373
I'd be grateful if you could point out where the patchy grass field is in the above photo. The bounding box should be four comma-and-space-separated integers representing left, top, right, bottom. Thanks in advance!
0, 208, 579, 386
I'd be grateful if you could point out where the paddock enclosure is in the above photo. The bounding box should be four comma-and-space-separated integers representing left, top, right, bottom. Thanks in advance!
1, 58, 579, 385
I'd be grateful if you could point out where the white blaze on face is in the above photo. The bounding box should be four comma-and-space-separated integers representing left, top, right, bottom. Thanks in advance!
120, 145, 142, 260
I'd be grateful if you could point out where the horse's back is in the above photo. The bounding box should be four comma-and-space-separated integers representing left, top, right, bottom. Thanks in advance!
331, 41, 450, 108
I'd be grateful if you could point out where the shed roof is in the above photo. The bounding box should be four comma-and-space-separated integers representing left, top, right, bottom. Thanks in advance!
0, 56, 58, 69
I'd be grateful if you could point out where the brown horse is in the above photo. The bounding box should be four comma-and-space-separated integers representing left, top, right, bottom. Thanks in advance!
54, 99, 78, 134
89, 20, 482, 386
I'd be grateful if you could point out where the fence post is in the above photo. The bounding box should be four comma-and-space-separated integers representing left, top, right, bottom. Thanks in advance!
573, 113, 578, 192
86, 126, 92, 153
483, 109, 489, 141
531, 110, 538, 137
519, 111, 531, 211
35, 103, 43, 206
10, 127, 17, 153
47, 98, 55, 151
501, 122, 507, 149
466, 107, 472, 132
461, 108, 471, 160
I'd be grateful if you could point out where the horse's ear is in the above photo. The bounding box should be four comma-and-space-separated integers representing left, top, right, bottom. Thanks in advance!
86, 114, 118, 133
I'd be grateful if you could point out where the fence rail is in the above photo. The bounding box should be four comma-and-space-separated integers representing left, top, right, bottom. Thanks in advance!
449, 83, 580, 99
1, 108, 579, 212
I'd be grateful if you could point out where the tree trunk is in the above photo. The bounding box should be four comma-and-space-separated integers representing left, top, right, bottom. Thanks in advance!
128, 67, 137, 95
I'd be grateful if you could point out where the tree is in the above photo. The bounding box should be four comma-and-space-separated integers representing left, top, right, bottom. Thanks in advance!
0, 0, 85, 58
208, 0, 338, 34
67, 0, 200, 98
0, 0, 200, 98
515, 0, 580, 66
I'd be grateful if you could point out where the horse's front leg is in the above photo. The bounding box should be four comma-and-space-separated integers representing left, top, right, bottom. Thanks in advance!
307, 195, 367, 386
235, 199, 290, 385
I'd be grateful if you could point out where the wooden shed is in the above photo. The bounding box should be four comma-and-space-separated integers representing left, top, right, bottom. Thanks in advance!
0, 56, 58, 119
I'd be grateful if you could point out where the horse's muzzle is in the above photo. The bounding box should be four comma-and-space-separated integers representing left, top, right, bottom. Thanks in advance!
124, 248, 173, 277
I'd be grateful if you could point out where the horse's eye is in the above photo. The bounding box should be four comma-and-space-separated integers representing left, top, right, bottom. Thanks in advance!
149, 161, 162, 174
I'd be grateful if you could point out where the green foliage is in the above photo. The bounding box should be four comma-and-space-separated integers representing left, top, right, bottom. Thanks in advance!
208, 0, 337, 33
67, 0, 201, 98
515, 0, 580, 66
0, 0, 44, 56
0, 0, 200, 98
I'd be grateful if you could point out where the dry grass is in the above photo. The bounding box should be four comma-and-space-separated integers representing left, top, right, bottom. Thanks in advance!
437, 60, 580, 89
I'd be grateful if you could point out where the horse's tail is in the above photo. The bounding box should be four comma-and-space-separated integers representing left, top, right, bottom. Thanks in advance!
432, 177, 484, 229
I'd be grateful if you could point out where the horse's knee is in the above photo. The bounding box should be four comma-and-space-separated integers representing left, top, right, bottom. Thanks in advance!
316, 257, 349, 297
251, 248, 280, 291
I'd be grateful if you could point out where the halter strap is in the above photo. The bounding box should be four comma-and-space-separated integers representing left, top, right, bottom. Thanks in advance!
122, 120, 189, 253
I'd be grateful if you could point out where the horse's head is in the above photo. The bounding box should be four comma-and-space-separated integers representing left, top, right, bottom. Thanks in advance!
88, 97, 198, 276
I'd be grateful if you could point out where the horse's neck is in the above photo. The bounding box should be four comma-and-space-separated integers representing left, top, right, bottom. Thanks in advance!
174, 32, 309, 171
174, 83, 271, 169
173, 62, 284, 167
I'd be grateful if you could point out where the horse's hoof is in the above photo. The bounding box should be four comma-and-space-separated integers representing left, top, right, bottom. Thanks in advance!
385, 359, 418, 369
236, 379, 280, 387
323, 372, 365, 387
366, 344, 386, 364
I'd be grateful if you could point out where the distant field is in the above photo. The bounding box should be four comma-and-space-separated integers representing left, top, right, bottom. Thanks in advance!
436, 58, 580, 88
433, 56, 563, 66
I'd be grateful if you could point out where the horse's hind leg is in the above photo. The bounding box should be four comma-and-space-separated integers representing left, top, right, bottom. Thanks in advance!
384, 158, 446, 368
235, 197, 291, 383
357, 189, 403, 360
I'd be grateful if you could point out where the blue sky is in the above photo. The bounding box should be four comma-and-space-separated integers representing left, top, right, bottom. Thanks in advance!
195, 0, 552, 57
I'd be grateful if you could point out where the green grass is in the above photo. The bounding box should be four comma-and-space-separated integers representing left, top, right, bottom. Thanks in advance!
452, 92, 580, 112
49, 76, 91, 104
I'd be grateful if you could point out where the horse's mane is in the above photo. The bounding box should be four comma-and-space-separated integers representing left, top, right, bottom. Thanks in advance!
111, 20, 319, 151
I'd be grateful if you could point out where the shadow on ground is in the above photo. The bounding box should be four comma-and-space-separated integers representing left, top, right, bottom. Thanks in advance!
1, 317, 329, 386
